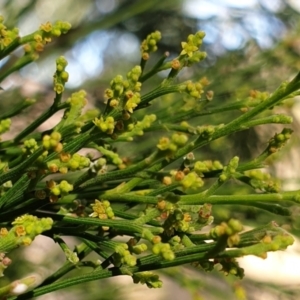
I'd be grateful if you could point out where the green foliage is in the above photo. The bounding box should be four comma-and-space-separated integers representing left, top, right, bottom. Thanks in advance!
0, 12, 299, 300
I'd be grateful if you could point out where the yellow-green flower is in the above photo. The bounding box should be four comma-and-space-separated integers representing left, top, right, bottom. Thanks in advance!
180, 41, 198, 57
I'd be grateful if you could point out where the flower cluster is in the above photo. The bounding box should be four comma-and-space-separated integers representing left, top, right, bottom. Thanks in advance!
260, 228, 294, 252
47, 180, 73, 202
112, 243, 137, 267
0, 180, 12, 197
168, 235, 184, 251
127, 238, 148, 255
163, 168, 204, 191
53, 89, 88, 133
42, 131, 63, 152
89, 199, 114, 219
209, 219, 243, 247
0, 119, 11, 137
132, 271, 162, 288
0, 16, 19, 50
0, 253, 11, 277
97, 146, 122, 166
152, 240, 175, 260
179, 171, 204, 191
19, 21, 70, 64
218, 156, 239, 182
22, 138, 39, 154
93, 116, 115, 134
39, 20, 71, 37
119, 114, 157, 141
180, 80, 204, 99
244, 169, 281, 193
194, 160, 223, 174
124, 90, 141, 113
94, 66, 145, 136
67, 89, 88, 108
198, 203, 214, 225
91, 157, 107, 174
163, 208, 195, 234
63, 248, 79, 265
214, 258, 244, 279
187, 50, 207, 65
157, 132, 189, 153
179, 31, 207, 66
48, 152, 91, 173
72, 152, 90, 169
156, 199, 177, 214
69, 153, 91, 170
70, 153, 89, 170
266, 128, 293, 154
0, 215, 53, 253
47, 152, 91, 174
196, 124, 224, 140
140, 31, 161, 60
21, 43, 39, 61
31, 21, 71, 53
241, 89, 270, 112
53, 56, 69, 94
104, 65, 142, 118
180, 31, 205, 57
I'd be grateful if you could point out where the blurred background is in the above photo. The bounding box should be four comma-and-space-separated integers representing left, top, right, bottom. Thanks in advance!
1, 0, 300, 299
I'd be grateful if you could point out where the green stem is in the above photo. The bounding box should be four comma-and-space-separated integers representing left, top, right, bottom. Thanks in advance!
142, 111, 296, 184
181, 234, 195, 247
0, 147, 44, 185
14, 102, 69, 143
162, 100, 248, 124
40, 243, 92, 287
0, 174, 31, 209
44, 130, 94, 163
147, 183, 180, 196
0, 38, 20, 60
81, 239, 110, 260
78, 151, 162, 190
236, 201, 291, 216
144, 123, 197, 134
0, 198, 41, 222
140, 85, 181, 106
0, 99, 35, 121
0, 55, 35, 83
178, 190, 300, 205
98, 193, 158, 204
242, 114, 292, 128
133, 208, 161, 225
210, 73, 300, 138
71, 169, 98, 189
13, 222, 291, 299
113, 209, 161, 226
140, 52, 169, 82
36, 212, 163, 235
